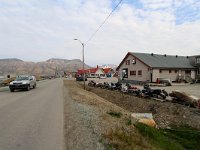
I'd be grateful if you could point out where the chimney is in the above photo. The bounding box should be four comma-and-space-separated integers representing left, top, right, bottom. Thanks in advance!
151, 53, 154, 56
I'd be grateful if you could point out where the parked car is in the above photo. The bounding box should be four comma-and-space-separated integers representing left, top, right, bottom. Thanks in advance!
9, 75, 36, 92
99, 76, 106, 79
76, 76, 87, 81
157, 78, 172, 86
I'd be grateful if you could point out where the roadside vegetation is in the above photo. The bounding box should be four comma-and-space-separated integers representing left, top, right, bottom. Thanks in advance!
103, 122, 200, 150
64, 80, 200, 150
103, 126, 156, 150
135, 123, 200, 150
0, 77, 15, 86
107, 111, 122, 118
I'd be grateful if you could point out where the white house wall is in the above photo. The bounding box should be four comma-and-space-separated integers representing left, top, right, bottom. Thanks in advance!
152, 69, 159, 82
191, 70, 195, 79
118, 54, 151, 82
95, 69, 105, 77
152, 69, 196, 82
159, 70, 178, 82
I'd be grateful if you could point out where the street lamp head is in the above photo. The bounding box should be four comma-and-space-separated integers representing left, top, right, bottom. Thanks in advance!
74, 38, 84, 46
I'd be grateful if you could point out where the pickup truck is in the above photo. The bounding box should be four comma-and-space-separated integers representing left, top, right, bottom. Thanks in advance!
9, 75, 36, 92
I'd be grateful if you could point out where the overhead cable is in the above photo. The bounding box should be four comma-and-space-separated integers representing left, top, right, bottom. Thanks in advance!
85, 0, 123, 44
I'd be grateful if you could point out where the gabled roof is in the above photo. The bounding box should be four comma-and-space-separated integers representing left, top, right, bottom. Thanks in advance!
77, 69, 88, 75
117, 52, 196, 70
77, 68, 105, 74
87, 68, 98, 73
103, 68, 112, 74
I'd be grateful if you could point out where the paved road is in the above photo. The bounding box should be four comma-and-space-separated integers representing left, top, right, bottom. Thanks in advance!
0, 79, 64, 150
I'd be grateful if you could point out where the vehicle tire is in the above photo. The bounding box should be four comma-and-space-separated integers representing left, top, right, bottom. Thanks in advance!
10, 88, 14, 92
160, 93, 166, 99
33, 83, 36, 89
26, 85, 30, 91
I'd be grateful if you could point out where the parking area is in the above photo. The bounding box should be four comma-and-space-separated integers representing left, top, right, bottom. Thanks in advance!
157, 84, 200, 98
87, 77, 200, 98
87, 77, 118, 83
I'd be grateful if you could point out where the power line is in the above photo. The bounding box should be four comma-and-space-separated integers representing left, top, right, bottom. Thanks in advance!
85, 0, 123, 44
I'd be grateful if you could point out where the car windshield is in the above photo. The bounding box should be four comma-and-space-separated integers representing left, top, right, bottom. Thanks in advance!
15, 76, 29, 81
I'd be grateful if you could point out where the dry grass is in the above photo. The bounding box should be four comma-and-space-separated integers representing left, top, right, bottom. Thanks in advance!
103, 126, 160, 150
64, 80, 159, 150
1, 77, 15, 85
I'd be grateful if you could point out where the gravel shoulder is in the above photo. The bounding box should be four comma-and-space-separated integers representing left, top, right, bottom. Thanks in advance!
63, 80, 157, 150
63, 85, 104, 150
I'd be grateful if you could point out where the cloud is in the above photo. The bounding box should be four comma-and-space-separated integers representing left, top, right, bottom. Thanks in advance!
0, 0, 199, 66
140, 0, 173, 10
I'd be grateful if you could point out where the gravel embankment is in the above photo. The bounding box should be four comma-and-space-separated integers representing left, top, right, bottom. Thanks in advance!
63, 85, 105, 150
63, 80, 159, 150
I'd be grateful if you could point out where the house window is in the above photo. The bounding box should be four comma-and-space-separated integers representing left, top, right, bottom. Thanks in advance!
130, 70, 136, 76
175, 70, 178, 73
198, 68, 200, 75
138, 70, 142, 76
125, 60, 130, 65
185, 70, 191, 74
196, 57, 200, 64
169, 70, 172, 73
159, 69, 162, 73
132, 59, 136, 64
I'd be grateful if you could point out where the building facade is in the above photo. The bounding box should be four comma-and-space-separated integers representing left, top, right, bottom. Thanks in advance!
189, 55, 200, 80
77, 68, 106, 78
116, 52, 198, 83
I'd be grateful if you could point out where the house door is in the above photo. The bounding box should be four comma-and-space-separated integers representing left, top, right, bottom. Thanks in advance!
122, 68, 128, 79
185, 70, 191, 78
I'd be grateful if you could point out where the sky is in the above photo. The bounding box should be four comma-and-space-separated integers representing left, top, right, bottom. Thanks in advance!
0, 0, 200, 66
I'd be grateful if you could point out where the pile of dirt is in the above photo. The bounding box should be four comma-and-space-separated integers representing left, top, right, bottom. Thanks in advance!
86, 86, 200, 129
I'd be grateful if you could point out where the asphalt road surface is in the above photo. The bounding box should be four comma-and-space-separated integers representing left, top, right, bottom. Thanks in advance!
0, 79, 64, 150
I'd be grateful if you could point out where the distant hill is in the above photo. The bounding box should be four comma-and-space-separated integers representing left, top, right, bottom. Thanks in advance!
99, 64, 118, 70
0, 58, 90, 76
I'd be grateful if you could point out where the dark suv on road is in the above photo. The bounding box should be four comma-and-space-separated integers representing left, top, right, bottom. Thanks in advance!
9, 75, 36, 92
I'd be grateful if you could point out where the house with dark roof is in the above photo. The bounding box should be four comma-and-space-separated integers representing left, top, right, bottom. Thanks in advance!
116, 52, 198, 83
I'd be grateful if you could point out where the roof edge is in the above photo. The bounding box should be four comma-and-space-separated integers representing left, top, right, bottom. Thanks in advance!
116, 52, 151, 71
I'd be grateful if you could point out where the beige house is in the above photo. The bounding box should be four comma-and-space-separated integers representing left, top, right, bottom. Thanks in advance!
116, 52, 197, 83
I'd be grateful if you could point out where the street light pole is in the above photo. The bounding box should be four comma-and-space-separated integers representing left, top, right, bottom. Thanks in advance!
74, 39, 86, 90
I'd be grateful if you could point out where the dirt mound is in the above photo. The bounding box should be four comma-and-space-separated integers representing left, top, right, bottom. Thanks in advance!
86, 86, 200, 129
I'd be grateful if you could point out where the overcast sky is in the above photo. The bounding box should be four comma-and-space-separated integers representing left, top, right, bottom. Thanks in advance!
0, 0, 200, 66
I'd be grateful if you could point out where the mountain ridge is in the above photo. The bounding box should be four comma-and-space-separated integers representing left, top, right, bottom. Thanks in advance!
0, 58, 90, 76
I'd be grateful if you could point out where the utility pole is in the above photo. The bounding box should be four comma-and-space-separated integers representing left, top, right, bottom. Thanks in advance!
74, 39, 86, 90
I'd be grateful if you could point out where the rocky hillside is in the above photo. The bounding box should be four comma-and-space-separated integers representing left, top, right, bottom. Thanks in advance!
0, 58, 90, 76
